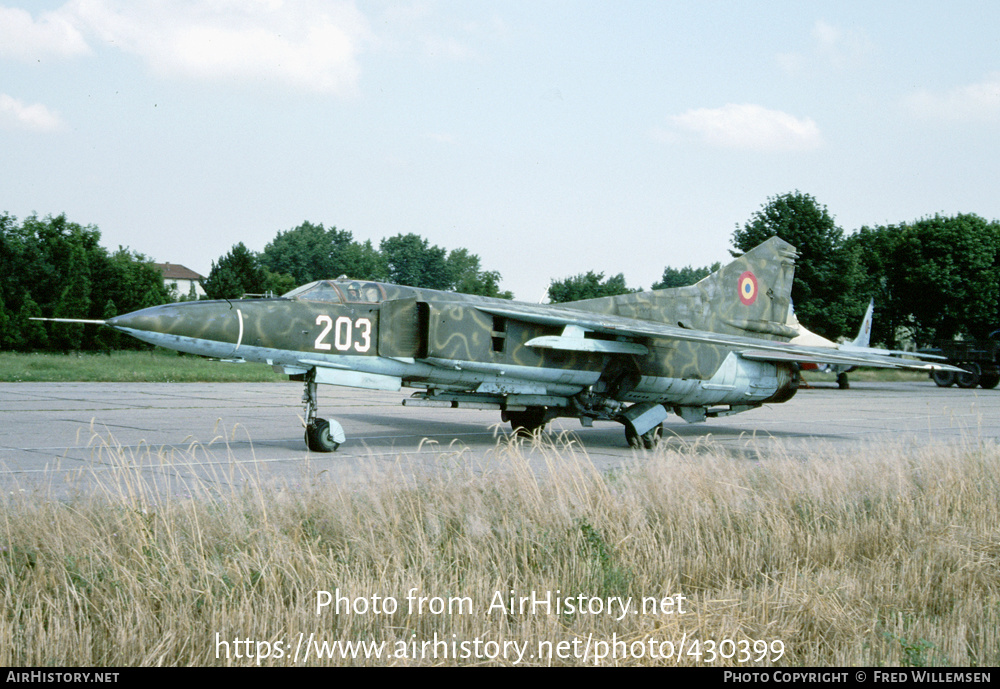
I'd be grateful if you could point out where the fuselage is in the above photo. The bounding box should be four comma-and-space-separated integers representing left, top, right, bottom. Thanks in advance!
106, 278, 798, 416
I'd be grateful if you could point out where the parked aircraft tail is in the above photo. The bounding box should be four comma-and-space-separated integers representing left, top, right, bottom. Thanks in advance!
850, 299, 875, 348
569, 236, 799, 341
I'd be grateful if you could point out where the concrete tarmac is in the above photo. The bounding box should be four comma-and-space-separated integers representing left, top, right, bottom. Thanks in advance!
2, 380, 998, 499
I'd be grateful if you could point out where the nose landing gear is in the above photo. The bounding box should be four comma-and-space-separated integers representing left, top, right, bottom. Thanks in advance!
302, 373, 344, 452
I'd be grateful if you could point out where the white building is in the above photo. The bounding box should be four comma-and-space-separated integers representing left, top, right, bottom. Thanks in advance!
155, 263, 207, 300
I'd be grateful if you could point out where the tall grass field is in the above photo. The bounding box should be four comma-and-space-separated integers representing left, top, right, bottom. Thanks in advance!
1, 429, 996, 666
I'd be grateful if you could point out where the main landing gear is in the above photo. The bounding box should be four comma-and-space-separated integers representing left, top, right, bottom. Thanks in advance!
503, 408, 557, 437
503, 401, 666, 449
625, 422, 663, 449
302, 373, 344, 452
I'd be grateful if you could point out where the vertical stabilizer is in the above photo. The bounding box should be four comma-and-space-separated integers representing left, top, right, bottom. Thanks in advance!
851, 299, 875, 348
573, 236, 800, 340
694, 237, 799, 337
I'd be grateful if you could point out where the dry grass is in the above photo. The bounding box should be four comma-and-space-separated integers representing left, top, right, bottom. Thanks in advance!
1, 430, 997, 666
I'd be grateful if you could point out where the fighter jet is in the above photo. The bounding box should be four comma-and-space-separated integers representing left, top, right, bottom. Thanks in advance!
788, 299, 948, 388
48, 237, 957, 451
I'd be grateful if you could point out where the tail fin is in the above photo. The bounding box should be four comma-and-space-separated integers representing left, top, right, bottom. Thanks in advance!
692, 236, 799, 338
573, 236, 800, 340
851, 299, 874, 348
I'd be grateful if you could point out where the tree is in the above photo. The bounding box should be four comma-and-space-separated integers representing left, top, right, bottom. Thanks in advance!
0, 281, 10, 351
12, 295, 47, 351
96, 248, 170, 346
847, 214, 1000, 345
261, 222, 510, 294
548, 271, 635, 303
732, 191, 863, 339
262, 268, 298, 297
445, 248, 513, 298
652, 262, 721, 289
95, 300, 120, 352
0, 213, 159, 351
335, 238, 385, 281
379, 234, 451, 289
0, 215, 19, 350
51, 238, 92, 350
261, 221, 329, 282
261, 222, 384, 283
204, 243, 266, 300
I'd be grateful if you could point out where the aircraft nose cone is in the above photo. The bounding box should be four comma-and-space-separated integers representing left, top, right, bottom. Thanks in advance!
106, 301, 244, 354
106, 302, 222, 337
106, 304, 178, 333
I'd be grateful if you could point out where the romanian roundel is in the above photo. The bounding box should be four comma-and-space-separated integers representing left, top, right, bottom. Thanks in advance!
738, 270, 758, 305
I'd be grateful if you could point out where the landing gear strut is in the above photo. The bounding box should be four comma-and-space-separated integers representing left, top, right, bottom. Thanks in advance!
625, 422, 663, 449
302, 372, 344, 452
620, 402, 668, 449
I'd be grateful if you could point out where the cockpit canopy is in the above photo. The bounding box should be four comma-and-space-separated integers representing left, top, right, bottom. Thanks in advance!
282, 280, 386, 304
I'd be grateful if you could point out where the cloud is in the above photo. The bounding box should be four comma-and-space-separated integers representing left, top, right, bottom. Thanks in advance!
0, 5, 90, 60
57, 0, 370, 95
811, 20, 873, 70
666, 103, 823, 152
0, 94, 64, 131
776, 20, 875, 76
907, 73, 1000, 122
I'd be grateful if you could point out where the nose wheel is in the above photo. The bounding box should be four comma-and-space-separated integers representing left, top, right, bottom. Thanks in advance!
302, 374, 345, 452
305, 418, 343, 452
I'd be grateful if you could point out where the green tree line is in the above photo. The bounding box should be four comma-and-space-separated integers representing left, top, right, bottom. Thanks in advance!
203, 222, 513, 301
0, 213, 170, 352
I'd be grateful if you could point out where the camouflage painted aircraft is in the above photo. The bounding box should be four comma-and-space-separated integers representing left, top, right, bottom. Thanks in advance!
51, 237, 958, 451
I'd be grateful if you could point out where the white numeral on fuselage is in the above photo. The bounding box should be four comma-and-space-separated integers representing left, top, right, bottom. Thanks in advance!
315, 316, 372, 353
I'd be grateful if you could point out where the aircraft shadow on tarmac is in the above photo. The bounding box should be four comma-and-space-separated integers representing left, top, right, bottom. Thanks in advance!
298, 410, 854, 453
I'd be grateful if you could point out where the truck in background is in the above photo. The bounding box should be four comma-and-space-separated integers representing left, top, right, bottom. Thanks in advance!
922, 331, 1000, 389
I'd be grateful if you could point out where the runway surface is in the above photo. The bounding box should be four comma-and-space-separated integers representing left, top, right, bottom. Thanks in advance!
2, 380, 998, 498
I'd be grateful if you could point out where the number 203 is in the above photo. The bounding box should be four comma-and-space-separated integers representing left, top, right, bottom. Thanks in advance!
314, 316, 372, 353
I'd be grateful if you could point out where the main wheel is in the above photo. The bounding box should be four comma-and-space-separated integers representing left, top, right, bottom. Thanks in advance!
932, 369, 956, 387
956, 363, 981, 389
305, 418, 343, 452
625, 422, 662, 449
506, 408, 549, 436
979, 372, 1000, 389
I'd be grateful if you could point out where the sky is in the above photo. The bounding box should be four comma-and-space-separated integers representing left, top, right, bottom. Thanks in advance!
2, 1, 999, 301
